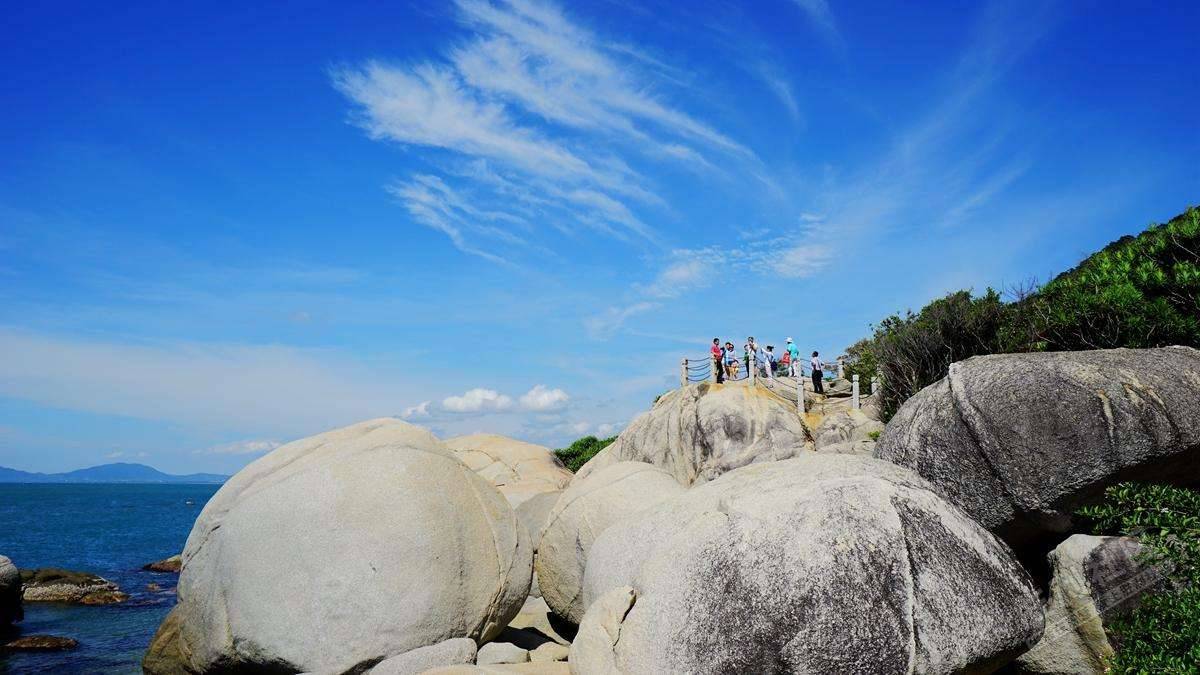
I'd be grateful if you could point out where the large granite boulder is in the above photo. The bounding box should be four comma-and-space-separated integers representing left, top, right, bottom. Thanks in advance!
573, 455, 1044, 674
445, 434, 571, 509
575, 383, 811, 487
0, 555, 21, 625
144, 418, 532, 675
1013, 535, 1165, 674
876, 347, 1200, 549
535, 462, 684, 625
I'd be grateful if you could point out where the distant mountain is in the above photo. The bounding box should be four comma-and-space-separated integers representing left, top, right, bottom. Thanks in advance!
0, 462, 227, 484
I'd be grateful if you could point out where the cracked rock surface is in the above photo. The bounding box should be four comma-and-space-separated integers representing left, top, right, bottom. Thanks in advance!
573, 455, 1043, 674
876, 346, 1200, 549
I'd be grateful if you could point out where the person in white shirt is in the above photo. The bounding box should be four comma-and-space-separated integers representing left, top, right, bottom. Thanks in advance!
756, 342, 772, 379
810, 351, 825, 394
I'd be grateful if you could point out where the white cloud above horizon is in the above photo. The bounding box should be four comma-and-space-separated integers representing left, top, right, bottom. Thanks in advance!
519, 384, 569, 411
401, 401, 432, 419
442, 387, 515, 413
200, 439, 283, 456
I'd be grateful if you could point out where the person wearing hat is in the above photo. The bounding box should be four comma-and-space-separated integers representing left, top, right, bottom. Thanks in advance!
786, 337, 801, 377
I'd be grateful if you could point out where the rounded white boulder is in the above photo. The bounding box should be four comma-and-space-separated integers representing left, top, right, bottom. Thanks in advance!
144, 418, 532, 674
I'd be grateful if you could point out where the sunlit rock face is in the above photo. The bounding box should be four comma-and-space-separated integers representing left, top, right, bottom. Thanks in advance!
144, 418, 531, 675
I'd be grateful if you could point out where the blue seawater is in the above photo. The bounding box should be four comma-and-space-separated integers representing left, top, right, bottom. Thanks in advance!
0, 483, 220, 674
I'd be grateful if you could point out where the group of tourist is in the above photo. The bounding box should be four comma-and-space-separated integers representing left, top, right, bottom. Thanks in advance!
709, 337, 826, 393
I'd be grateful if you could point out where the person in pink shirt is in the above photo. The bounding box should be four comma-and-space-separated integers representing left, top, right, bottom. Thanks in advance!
710, 338, 725, 383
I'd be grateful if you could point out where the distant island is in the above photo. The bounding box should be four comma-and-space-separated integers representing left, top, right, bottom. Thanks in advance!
0, 462, 228, 484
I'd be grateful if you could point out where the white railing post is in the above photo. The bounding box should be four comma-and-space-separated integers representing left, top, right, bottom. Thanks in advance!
749, 351, 757, 385
796, 376, 805, 414
852, 374, 860, 409
837, 357, 845, 380
871, 376, 879, 396
680, 358, 688, 388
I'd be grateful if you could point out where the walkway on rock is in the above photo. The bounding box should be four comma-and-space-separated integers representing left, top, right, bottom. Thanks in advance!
679, 351, 876, 420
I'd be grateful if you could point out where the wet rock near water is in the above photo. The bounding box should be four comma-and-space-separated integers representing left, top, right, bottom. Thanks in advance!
19, 568, 129, 605
142, 554, 182, 573
0, 555, 21, 625
3, 634, 80, 652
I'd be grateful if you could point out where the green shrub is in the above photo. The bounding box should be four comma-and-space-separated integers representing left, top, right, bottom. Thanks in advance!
1020, 207, 1200, 352
848, 289, 1008, 420
1077, 483, 1200, 673
846, 206, 1200, 421
554, 435, 618, 473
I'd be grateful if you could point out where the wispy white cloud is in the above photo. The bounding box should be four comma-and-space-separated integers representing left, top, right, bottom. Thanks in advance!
0, 327, 419, 437
333, 62, 592, 179
788, 0, 843, 52
641, 258, 710, 298
105, 450, 149, 459
200, 439, 282, 456
401, 401, 431, 419
767, 243, 833, 278
333, 0, 756, 263
755, 63, 802, 123
583, 301, 659, 340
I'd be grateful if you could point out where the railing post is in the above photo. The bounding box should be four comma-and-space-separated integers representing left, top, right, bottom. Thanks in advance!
852, 374, 860, 410
796, 375, 805, 414
871, 376, 879, 396
837, 357, 845, 380
711, 355, 719, 383
749, 351, 757, 385
680, 358, 688, 388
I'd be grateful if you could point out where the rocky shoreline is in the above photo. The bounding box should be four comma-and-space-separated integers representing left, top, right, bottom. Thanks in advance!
4, 346, 1196, 673
130, 346, 1199, 674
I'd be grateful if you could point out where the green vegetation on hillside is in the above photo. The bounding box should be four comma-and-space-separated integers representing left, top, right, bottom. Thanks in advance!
554, 435, 617, 472
847, 206, 1200, 420
1077, 483, 1200, 674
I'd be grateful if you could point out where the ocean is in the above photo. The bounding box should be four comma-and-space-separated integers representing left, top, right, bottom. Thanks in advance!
0, 483, 220, 674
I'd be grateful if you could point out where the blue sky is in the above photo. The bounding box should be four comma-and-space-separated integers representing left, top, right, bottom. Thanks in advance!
1, 0, 1197, 474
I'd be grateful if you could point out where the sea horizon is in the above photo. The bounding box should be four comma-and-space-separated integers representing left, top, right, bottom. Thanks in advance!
0, 483, 220, 674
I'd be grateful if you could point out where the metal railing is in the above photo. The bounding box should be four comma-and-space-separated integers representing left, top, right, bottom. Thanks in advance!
679, 350, 885, 414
